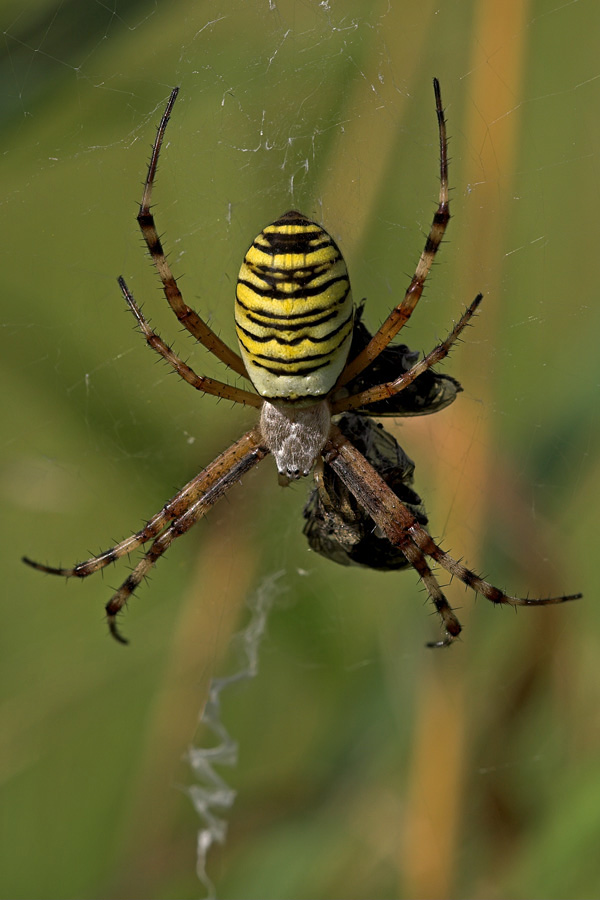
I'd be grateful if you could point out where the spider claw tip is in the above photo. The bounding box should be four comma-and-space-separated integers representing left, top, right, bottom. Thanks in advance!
108, 619, 129, 645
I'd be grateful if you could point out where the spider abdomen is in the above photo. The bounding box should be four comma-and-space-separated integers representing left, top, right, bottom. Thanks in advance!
235, 211, 354, 402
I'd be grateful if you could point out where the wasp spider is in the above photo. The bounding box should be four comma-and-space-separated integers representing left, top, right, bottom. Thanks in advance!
23, 81, 581, 645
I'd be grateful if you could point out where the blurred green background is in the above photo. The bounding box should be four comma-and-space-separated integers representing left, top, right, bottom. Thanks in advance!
2, 1, 598, 898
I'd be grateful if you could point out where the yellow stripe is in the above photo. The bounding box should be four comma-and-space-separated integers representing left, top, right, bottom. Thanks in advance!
235, 211, 354, 400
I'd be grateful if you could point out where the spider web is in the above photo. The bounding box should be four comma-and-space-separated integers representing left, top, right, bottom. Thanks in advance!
185, 570, 285, 899
2, 2, 598, 899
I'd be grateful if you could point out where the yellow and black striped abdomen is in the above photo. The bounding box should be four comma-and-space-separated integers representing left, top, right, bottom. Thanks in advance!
235, 211, 353, 402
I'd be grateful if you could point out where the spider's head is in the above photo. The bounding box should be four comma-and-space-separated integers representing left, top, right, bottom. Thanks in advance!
259, 401, 331, 486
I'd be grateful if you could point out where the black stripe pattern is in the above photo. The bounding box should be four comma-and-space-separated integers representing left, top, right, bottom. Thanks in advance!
235, 211, 354, 401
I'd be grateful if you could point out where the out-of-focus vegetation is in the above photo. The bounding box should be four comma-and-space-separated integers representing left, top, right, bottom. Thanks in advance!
2, 1, 598, 898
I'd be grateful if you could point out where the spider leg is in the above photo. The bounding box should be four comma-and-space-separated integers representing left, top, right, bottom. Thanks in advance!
324, 425, 461, 643
407, 523, 582, 611
23, 428, 266, 581
105, 429, 268, 642
324, 425, 580, 646
119, 277, 261, 408
336, 78, 450, 387
396, 531, 462, 645
332, 293, 482, 414
136, 88, 248, 379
